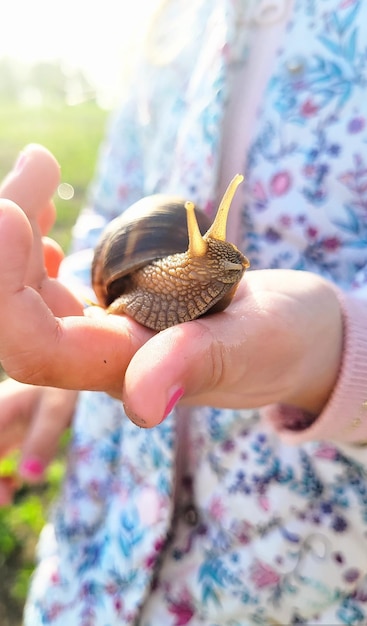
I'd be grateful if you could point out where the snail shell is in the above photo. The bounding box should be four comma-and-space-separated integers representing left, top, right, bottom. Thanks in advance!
91, 174, 250, 331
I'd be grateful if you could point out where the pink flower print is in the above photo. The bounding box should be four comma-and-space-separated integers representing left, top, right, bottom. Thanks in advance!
252, 180, 267, 200
250, 560, 280, 589
145, 552, 157, 569
338, 171, 356, 189
343, 568, 361, 584
154, 537, 166, 552
279, 214, 292, 227
322, 236, 341, 251
209, 496, 226, 521
258, 494, 270, 512
50, 570, 60, 585
251, 180, 268, 211
106, 582, 119, 595
306, 225, 318, 239
76, 444, 92, 462
232, 520, 252, 545
301, 98, 319, 117
113, 596, 124, 614
315, 443, 338, 460
204, 199, 215, 216
117, 184, 130, 200
88, 479, 102, 499
303, 163, 316, 177
168, 594, 195, 626
269, 171, 291, 197
145, 537, 166, 568
340, 0, 358, 8
47, 603, 63, 620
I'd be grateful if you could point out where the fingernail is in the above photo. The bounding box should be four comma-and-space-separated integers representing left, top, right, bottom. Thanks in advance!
160, 386, 184, 423
13, 151, 27, 173
19, 457, 45, 481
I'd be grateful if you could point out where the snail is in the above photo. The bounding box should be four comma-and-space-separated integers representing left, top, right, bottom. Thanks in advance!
91, 174, 250, 331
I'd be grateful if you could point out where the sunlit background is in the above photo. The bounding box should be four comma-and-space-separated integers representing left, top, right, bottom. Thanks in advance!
0, 0, 157, 107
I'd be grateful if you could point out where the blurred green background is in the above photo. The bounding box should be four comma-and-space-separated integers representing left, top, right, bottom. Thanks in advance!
0, 57, 109, 625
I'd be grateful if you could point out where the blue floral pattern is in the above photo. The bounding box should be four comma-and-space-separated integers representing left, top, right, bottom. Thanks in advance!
24, 1, 367, 624
244, 0, 367, 290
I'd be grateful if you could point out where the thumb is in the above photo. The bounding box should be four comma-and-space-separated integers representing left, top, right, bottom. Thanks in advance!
19, 389, 78, 483
122, 319, 223, 428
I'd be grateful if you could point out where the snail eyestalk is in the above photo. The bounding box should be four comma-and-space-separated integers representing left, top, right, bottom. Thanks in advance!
185, 200, 208, 257
206, 173, 244, 241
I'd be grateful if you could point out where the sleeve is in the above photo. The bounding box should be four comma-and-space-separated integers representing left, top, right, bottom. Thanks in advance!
263, 279, 367, 446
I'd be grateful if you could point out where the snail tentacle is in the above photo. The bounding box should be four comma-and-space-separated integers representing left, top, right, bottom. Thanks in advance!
185, 201, 208, 257
205, 173, 244, 241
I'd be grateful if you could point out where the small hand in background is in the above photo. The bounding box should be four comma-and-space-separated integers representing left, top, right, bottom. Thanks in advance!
0, 379, 77, 505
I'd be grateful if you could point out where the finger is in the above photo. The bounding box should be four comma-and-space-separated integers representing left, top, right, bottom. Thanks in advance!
122, 306, 247, 428
0, 144, 60, 220
0, 308, 152, 397
0, 380, 74, 494
0, 145, 60, 289
4, 314, 152, 398
38, 201, 57, 235
0, 199, 33, 287
0, 208, 152, 392
43, 236, 64, 278
0, 199, 83, 317
19, 389, 78, 484
0, 379, 39, 458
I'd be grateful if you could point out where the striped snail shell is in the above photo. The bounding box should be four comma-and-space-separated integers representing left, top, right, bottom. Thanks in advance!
91, 174, 250, 331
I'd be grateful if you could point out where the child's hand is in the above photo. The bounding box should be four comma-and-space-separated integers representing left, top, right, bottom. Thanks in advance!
0, 145, 153, 398
0, 379, 77, 505
121, 269, 343, 428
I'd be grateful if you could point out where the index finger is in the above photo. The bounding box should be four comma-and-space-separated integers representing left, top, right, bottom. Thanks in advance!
0, 144, 60, 220
0, 202, 153, 396
0, 308, 152, 398
0, 144, 61, 288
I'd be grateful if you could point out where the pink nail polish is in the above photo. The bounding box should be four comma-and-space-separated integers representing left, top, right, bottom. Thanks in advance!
19, 457, 45, 481
161, 386, 184, 423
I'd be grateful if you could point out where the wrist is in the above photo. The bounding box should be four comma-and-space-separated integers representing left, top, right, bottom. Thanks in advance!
283, 280, 344, 415
265, 288, 367, 444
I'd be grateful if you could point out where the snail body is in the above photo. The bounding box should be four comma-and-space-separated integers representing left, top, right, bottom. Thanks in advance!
92, 174, 250, 331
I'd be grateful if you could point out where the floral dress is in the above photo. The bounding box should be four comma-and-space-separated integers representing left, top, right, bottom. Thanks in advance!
24, 1, 367, 624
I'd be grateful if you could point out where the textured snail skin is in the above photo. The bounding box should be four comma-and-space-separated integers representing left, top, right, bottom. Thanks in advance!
91, 180, 250, 331
106, 238, 248, 330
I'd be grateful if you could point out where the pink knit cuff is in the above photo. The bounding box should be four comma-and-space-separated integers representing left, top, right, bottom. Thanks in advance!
263, 289, 367, 445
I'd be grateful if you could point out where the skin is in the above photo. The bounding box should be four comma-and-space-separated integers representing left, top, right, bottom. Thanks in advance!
0, 144, 343, 501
